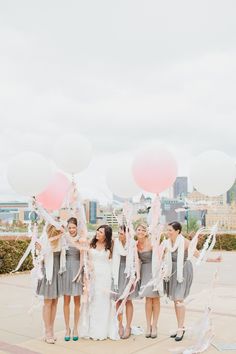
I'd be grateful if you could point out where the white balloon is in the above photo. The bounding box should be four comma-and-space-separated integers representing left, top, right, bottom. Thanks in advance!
190, 150, 236, 197
7, 152, 53, 196
106, 157, 140, 199
53, 134, 93, 174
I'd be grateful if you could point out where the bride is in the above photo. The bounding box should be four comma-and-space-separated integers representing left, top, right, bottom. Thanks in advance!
80, 224, 115, 340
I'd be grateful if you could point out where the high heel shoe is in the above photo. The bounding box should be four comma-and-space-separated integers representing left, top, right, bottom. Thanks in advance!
72, 331, 79, 341
151, 327, 157, 339
145, 326, 152, 338
119, 325, 124, 338
64, 329, 71, 341
44, 337, 55, 344
122, 327, 131, 339
175, 329, 185, 342
170, 332, 177, 338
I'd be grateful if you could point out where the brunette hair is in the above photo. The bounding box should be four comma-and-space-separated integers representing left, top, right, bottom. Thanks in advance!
168, 221, 182, 234
90, 224, 113, 255
67, 217, 78, 226
119, 224, 126, 233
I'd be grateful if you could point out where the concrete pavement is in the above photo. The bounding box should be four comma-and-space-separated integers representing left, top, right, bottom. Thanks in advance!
0, 251, 235, 354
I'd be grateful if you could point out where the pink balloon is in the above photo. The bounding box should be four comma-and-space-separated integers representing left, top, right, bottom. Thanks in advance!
37, 172, 71, 211
132, 146, 178, 194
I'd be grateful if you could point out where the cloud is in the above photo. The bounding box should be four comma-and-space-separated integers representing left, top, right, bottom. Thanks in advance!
0, 0, 235, 201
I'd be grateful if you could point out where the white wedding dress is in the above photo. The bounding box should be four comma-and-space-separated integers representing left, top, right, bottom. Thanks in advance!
79, 248, 120, 340
89, 248, 112, 340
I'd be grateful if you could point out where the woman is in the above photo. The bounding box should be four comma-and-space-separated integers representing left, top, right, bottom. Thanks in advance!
62, 217, 83, 342
164, 221, 221, 342
84, 224, 113, 340
36, 224, 66, 344
137, 223, 160, 339
112, 225, 137, 339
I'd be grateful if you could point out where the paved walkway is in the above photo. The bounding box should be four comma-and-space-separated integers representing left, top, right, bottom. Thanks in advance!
0, 251, 236, 354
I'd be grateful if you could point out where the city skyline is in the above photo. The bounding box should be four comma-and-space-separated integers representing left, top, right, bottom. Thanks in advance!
1, 185, 236, 231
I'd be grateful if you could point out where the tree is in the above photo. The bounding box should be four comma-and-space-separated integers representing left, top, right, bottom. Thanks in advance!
183, 217, 199, 234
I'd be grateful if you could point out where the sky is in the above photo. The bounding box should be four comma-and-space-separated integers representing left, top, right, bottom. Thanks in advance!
0, 1, 236, 203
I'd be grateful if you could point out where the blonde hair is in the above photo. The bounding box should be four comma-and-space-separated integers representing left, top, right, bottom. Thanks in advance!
136, 223, 148, 232
46, 224, 62, 249
135, 223, 149, 239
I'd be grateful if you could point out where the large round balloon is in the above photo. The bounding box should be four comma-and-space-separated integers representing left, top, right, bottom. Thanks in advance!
107, 157, 140, 199
53, 134, 93, 174
37, 172, 70, 211
132, 145, 178, 194
190, 150, 236, 196
7, 152, 53, 196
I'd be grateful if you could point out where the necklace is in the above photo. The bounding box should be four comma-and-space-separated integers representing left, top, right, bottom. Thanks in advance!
70, 234, 80, 241
137, 239, 146, 251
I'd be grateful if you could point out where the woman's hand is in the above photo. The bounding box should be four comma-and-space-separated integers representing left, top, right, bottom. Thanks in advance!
35, 241, 41, 251
214, 256, 222, 262
207, 255, 222, 262
78, 237, 90, 251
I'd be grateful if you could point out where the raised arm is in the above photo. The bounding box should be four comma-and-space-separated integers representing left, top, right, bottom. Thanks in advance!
185, 239, 222, 262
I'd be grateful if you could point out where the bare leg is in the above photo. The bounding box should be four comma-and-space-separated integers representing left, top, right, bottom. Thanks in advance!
145, 297, 153, 335
116, 300, 124, 337
73, 296, 80, 337
50, 298, 58, 339
64, 295, 71, 336
174, 300, 185, 335
123, 300, 133, 338
151, 297, 160, 336
43, 299, 53, 338
126, 300, 133, 329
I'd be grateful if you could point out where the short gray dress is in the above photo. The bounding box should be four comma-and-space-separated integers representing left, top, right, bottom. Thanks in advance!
138, 250, 159, 298
36, 251, 63, 299
62, 246, 83, 296
163, 249, 193, 301
111, 255, 138, 301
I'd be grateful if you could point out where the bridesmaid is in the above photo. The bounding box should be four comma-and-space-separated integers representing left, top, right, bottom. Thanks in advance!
164, 221, 221, 342
137, 223, 160, 339
112, 225, 137, 339
36, 224, 66, 344
62, 217, 83, 342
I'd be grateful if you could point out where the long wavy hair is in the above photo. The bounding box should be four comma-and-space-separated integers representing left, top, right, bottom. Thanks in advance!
46, 224, 62, 249
90, 224, 113, 256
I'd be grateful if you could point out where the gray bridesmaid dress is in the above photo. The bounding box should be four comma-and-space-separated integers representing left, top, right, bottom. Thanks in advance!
138, 250, 159, 298
62, 246, 83, 296
36, 251, 63, 299
163, 249, 193, 301
111, 255, 138, 301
